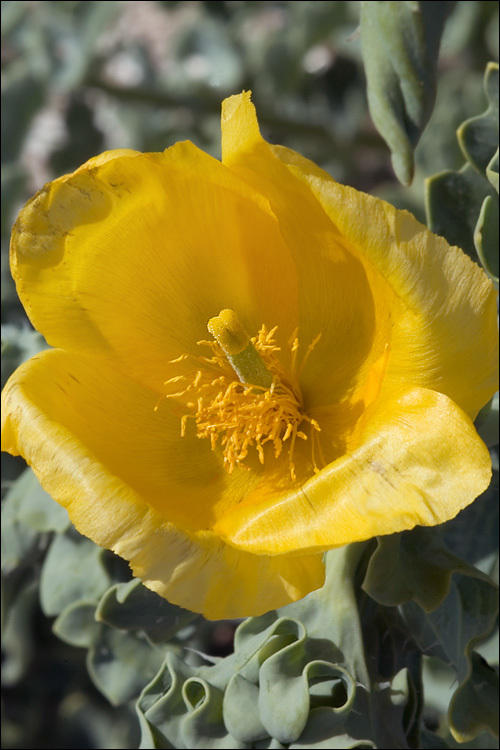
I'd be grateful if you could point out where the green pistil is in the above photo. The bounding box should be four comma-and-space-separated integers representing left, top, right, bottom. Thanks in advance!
207, 309, 273, 389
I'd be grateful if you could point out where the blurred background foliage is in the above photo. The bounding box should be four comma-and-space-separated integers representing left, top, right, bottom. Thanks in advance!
1, 2, 498, 749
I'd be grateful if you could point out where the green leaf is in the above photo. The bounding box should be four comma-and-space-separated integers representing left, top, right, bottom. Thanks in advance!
0, 68, 45, 165
305, 661, 356, 714
457, 62, 499, 175
136, 707, 174, 750
134, 540, 496, 749
448, 652, 499, 743
1, 466, 69, 535
420, 728, 451, 748
475, 394, 499, 451
437, 478, 499, 573
287, 676, 374, 748
363, 523, 499, 744
399, 571, 498, 672
135, 545, 388, 748
1, 503, 39, 576
2, 325, 48, 388
361, 527, 491, 612
277, 544, 371, 686
180, 677, 247, 749
290, 710, 375, 750
425, 162, 496, 259
137, 653, 197, 750
96, 579, 198, 644
88, 626, 168, 707
52, 600, 100, 648
1, 163, 28, 241
426, 61, 499, 269
256, 620, 312, 743
486, 147, 499, 193
40, 529, 112, 616
223, 674, 267, 742
360, 0, 454, 184
1, 566, 35, 635
1, 468, 57, 620
400, 569, 498, 743
1, 581, 39, 686
474, 194, 499, 283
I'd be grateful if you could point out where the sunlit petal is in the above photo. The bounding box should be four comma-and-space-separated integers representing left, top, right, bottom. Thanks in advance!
214, 387, 492, 554
1, 349, 324, 619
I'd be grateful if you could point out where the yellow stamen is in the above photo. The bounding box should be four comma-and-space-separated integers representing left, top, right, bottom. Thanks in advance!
158, 310, 322, 481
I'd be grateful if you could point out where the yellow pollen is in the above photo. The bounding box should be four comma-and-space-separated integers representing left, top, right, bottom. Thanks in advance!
207, 309, 249, 355
157, 310, 322, 481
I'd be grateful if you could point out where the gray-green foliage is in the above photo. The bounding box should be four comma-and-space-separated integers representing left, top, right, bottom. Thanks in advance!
135, 506, 498, 749
2, 467, 199, 705
426, 62, 499, 283
360, 0, 455, 185
6, 471, 496, 748
2, 465, 497, 748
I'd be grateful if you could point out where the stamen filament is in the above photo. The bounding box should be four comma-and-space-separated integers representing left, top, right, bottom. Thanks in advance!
298, 333, 322, 375
158, 312, 323, 480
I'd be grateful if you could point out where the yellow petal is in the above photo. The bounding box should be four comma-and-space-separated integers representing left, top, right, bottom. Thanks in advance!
214, 387, 492, 555
223, 93, 393, 409
2, 348, 259, 529
222, 93, 498, 420
1, 349, 325, 618
120, 527, 325, 620
10, 143, 299, 393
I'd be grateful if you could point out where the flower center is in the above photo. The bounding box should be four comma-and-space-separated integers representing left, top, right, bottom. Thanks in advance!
158, 310, 322, 481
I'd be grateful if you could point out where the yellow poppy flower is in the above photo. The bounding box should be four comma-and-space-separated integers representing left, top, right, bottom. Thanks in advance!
2, 92, 498, 620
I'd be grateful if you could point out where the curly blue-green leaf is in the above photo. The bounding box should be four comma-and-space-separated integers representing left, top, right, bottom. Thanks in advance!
475, 393, 499, 449
40, 530, 112, 616
96, 578, 198, 643
360, 0, 453, 184
88, 626, 168, 707
223, 674, 267, 743
139, 652, 195, 749
180, 677, 246, 749
486, 148, 499, 193
52, 600, 100, 648
448, 652, 499, 742
474, 194, 499, 284
457, 62, 499, 175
